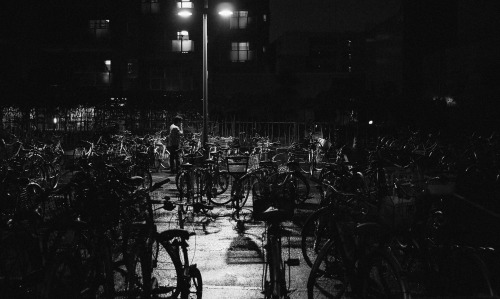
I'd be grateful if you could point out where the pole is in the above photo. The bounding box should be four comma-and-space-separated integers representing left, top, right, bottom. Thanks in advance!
202, 0, 209, 158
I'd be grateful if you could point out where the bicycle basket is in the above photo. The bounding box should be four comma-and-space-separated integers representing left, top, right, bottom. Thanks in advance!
184, 153, 205, 166
252, 178, 297, 221
227, 156, 249, 174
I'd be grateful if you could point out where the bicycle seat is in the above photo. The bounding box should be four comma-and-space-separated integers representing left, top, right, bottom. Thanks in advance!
204, 158, 216, 164
128, 176, 144, 186
258, 206, 291, 222
159, 228, 195, 241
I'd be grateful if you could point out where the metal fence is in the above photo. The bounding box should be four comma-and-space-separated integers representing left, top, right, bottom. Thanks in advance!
1, 106, 362, 149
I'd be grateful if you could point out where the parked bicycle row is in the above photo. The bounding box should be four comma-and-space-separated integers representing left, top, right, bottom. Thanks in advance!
2, 128, 499, 298
299, 137, 500, 298
1, 142, 205, 298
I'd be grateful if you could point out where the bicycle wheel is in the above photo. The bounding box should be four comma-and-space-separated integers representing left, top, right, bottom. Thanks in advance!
307, 238, 348, 299
208, 171, 232, 205
150, 238, 183, 298
290, 172, 310, 204
265, 229, 286, 299
176, 172, 190, 198
213, 170, 230, 195
230, 175, 254, 213
359, 248, 409, 299
182, 266, 203, 299
301, 207, 333, 269
24, 162, 48, 189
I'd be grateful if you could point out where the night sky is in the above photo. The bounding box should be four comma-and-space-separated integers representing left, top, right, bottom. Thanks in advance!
269, 0, 401, 41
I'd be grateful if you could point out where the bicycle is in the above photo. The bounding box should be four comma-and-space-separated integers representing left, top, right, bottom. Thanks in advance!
305, 183, 409, 299
124, 178, 203, 299
252, 173, 300, 299
301, 180, 374, 270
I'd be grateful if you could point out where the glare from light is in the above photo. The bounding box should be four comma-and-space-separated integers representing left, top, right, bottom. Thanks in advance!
178, 10, 192, 17
445, 96, 457, 106
368, 120, 374, 125
218, 9, 233, 17
53, 117, 58, 124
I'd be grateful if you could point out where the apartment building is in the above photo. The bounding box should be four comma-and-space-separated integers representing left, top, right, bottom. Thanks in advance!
0, 0, 271, 114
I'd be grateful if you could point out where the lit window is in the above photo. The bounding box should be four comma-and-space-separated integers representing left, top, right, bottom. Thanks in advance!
142, 0, 160, 14
230, 11, 251, 29
177, 0, 193, 9
230, 42, 253, 62
105, 60, 111, 72
89, 20, 109, 39
177, 30, 189, 40
172, 31, 193, 53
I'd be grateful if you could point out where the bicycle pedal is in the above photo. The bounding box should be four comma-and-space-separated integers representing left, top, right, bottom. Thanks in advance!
285, 258, 300, 266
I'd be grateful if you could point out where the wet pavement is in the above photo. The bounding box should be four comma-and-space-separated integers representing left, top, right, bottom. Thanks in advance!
150, 171, 320, 299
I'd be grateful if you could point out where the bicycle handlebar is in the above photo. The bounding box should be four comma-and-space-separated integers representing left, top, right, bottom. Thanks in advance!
149, 178, 170, 192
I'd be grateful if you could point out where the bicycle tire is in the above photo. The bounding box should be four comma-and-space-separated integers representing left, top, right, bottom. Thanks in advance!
229, 174, 255, 215
307, 238, 348, 299
359, 248, 409, 299
24, 162, 48, 189
182, 266, 203, 299
301, 207, 333, 269
290, 172, 310, 203
176, 171, 190, 198
213, 170, 230, 195
265, 228, 286, 299
149, 237, 183, 299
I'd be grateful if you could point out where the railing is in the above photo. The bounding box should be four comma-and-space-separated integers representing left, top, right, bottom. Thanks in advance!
1, 106, 363, 149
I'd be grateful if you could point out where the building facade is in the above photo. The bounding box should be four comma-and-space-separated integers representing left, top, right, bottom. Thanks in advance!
0, 0, 271, 117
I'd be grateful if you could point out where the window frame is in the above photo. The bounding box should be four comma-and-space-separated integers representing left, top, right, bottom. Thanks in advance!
230, 42, 253, 62
230, 11, 251, 29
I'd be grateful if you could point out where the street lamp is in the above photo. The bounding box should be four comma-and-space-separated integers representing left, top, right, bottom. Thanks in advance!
178, 1, 232, 157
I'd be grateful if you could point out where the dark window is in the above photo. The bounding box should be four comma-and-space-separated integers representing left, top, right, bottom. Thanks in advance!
89, 20, 110, 39
142, 0, 160, 14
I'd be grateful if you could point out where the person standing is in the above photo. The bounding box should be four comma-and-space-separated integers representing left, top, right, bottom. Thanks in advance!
168, 115, 183, 173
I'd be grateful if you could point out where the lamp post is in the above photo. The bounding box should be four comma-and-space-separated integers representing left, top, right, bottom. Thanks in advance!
179, 1, 232, 157
202, 0, 208, 157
